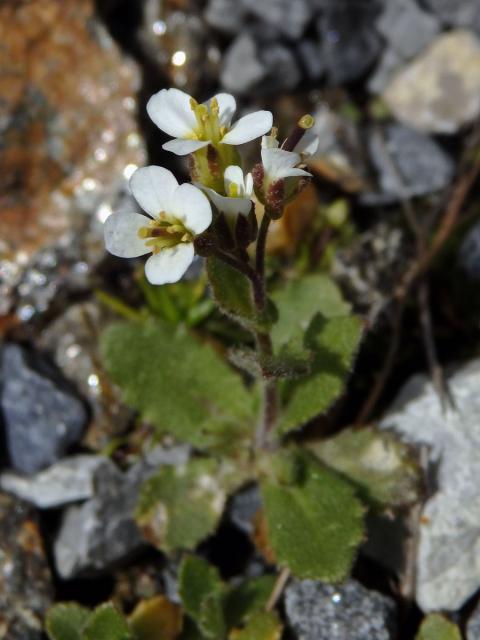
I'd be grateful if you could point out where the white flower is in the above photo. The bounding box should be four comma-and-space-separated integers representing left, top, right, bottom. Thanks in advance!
147, 88, 273, 156
104, 166, 212, 285
261, 145, 311, 183
199, 165, 254, 216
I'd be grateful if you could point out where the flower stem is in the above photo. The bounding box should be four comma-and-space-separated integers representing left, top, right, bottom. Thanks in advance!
253, 212, 278, 450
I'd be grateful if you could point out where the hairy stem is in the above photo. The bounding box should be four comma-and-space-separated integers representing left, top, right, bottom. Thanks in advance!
253, 212, 279, 450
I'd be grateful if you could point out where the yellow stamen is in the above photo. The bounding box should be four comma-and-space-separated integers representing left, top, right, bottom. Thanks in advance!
228, 183, 239, 198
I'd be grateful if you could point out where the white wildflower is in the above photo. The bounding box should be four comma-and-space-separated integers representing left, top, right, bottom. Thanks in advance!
104, 166, 212, 285
199, 165, 254, 217
147, 88, 273, 156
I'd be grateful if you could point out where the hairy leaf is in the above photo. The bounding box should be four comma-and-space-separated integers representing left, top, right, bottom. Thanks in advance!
415, 614, 461, 640
45, 603, 90, 640
271, 273, 351, 349
101, 320, 256, 451
278, 315, 362, 433
229, 611, 282, 640
206, 257, 276, 332
83, 604, 133, 640
224, 576, 276, 629
261, 449, 364, 581
310, 426, 422, 508
179, 555, 226, 639
136, 458, 244, 552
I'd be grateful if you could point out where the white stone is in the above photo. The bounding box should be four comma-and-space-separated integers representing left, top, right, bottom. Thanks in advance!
383, 31, 480, 134
380, 359, 480, 611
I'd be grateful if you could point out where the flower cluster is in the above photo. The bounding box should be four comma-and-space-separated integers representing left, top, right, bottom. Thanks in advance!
104, 89, 317, 284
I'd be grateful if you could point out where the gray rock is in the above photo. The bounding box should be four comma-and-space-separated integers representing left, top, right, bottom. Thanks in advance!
204, 0, 248, 33
423, 0, 480, 33
380, 359, 480, 611
1, 344, 87, 474
285, 579, 397, 640
259, 44, 301, 93
368, 48, 404, 95
229, 484, 261, 534
376, 0, 440, 59
467, 600, 480, 640
318, 1, 383, 84
383, 30, 480, 134
0, 455, 119, 509
242, 0, 312, 39
53, 445, 188, 578
364, 124, 454, 203
297, 39, 325, 80
459, 221, 480, 280
220, 34, 265, 94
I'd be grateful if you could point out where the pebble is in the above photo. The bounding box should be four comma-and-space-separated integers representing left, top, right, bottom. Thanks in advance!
285, 579, 397, 640
381, 359, 480, 611
1, 344, 87, 474
318, 2, 383, 84
376, 0, 440, 59
0, 455, 119, 509
383, 30, 480, 134
364, 123, 454, 203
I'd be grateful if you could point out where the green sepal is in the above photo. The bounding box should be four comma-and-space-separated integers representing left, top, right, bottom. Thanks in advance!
260, 449, 364, 581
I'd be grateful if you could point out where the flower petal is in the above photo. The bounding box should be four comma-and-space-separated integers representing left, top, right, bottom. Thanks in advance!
144, 243, 194, 285
294, 129, 319, 156
261, 148, 311, 180
200, 185, 252, 217
245, 172, 254, 196
169, 183, 212, 234
129, 166, 178, 216
209, 93, 236, 126
162, 138, 210, 156
104, 211, 151, 258
261, 133, 279, 149
224, 165, 245, 192
147, 88, 197, 138
221, 110, 273, 145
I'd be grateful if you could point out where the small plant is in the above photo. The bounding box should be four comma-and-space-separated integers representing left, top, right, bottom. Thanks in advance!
47, 89, 422, 638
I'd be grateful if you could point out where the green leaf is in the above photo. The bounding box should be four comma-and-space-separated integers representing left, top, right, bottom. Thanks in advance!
271, 273, 351, 349
179, 555, 226, 639
45, 603, 90, 640
270, 274, 362, 433
309, 426, 422, 508
229, 611, 282, 640
224, 576, 276, 629
136, 458, 244, 552
206, 257, 276, 332
278, 315, 362, 433
207, 256, 254, 322
228, 348, 311, 380
83, 604, 133, 640
261, 449, 364, 581
415, 614, 461, 640
101, 319, 256, 451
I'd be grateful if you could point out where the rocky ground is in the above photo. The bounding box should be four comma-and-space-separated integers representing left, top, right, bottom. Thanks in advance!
1, 0, 480, 638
